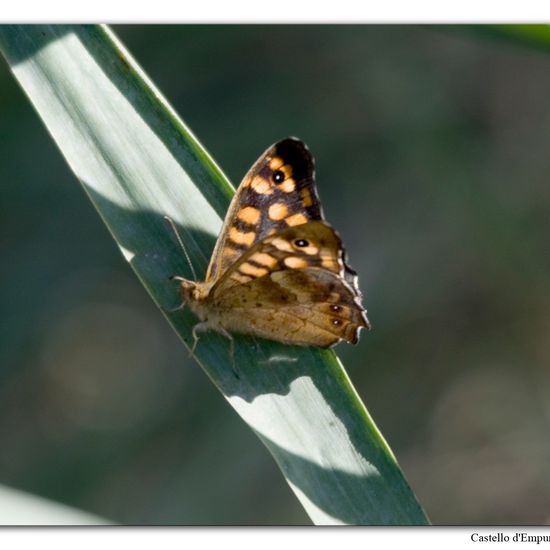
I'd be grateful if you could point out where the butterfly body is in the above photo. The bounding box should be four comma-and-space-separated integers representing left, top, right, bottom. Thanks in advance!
176, 138, 369, 348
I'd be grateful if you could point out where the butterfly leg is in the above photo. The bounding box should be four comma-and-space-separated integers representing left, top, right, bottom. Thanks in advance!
217, 327, 239, 380
168, 301, 186, 313
190, 321, 209, 355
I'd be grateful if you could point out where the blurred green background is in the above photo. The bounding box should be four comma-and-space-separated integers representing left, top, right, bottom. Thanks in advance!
1, 25, 550, 525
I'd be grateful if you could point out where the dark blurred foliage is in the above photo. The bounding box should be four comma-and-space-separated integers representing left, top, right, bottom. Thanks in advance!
1, 25, 550, 525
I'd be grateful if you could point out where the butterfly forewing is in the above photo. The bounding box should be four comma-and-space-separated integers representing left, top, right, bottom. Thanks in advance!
212, 221, 346, 293
205, 138, 322, 283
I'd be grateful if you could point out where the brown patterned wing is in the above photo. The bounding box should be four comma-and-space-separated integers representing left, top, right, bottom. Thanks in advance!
205, 137, 323, 283
210, 221, 369, 347
213, 269, 368, 347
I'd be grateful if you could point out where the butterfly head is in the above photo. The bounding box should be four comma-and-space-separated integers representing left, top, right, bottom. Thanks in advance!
178, 278, 212, 321
178, 278, 207, 301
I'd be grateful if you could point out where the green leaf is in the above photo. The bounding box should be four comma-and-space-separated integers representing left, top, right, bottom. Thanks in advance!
0, 24, 429, 525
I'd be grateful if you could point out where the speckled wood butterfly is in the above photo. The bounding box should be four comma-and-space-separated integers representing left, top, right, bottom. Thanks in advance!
173, 137, 370, 349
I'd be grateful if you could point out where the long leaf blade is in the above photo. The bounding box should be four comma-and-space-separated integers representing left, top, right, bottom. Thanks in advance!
0, 24, 429, 525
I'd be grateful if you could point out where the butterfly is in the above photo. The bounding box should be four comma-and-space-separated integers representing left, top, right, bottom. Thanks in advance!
172, 137, 370, 350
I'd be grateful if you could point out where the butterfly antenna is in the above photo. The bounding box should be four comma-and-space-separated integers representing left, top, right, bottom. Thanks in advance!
164, 215, 198, 281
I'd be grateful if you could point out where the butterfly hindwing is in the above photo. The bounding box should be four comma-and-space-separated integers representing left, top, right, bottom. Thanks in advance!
214, 269, 367, 346
209, 221, 369, 346
205, 138, 322, 283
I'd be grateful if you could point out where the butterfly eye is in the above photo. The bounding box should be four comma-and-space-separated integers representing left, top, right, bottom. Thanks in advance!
294, 239, 309, 248
330, 305, 341, 312
272, 170, 285, 184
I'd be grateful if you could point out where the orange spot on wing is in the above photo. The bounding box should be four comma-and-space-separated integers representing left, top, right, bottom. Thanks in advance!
220, 245, 240, 265
251, 175, 273, 195
230, 272, 253, 284
285, 213, 308, 226
300, 189, 314, 207
269, 157, 284, 170
229, 226, 256, 246
279, 178, 296, 193
238, 206, 261, 225
284, 256, 308, 269
268, 202, 289, 220
250, 252, 278, 268
269, 237, 294, 252
300, 245, 319, 256
239, 262, 269, 278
